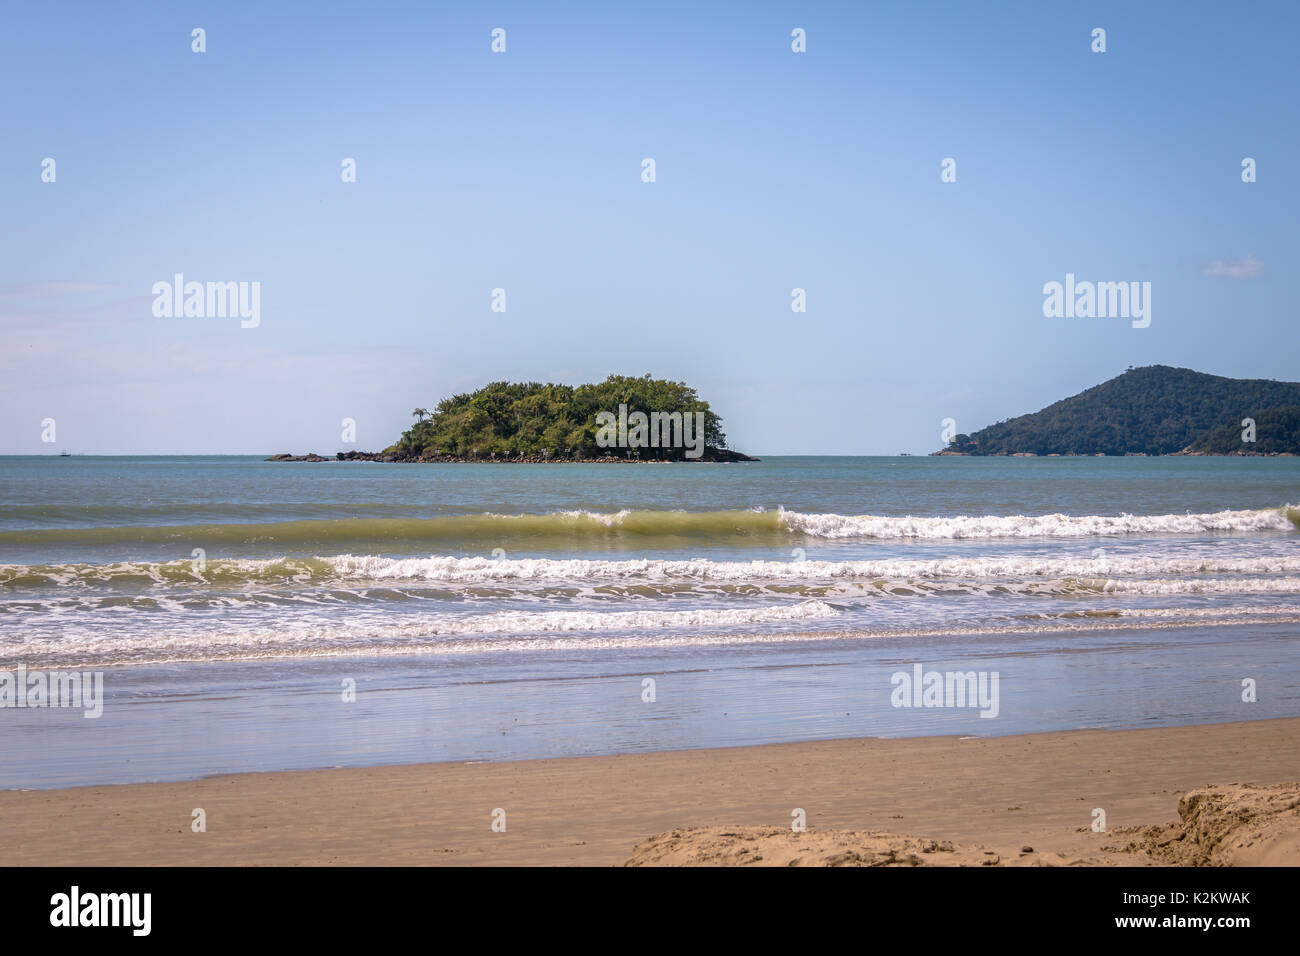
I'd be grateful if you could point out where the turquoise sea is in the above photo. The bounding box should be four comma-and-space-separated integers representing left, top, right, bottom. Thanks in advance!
1, 455, 1297, 787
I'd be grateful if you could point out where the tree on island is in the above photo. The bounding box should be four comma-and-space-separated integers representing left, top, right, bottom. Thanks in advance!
390, 374, 731, 461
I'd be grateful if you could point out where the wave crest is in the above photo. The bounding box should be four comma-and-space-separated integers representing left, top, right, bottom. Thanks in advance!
0, 504, 1292, 551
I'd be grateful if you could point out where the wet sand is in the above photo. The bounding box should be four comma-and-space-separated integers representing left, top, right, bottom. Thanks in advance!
3, 718, 1297, 865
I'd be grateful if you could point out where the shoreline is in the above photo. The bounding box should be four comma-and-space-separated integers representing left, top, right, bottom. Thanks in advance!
4, 717, 1297, 865
6, 617, 1298, 791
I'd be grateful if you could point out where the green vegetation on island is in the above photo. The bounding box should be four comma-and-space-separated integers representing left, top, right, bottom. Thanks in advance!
938, 366, 1300, 456
1185, 405, 1300, 455
388, 374, 743, 461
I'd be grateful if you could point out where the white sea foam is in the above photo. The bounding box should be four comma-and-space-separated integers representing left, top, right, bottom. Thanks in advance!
324, 552, 1300, 583
11, 603, 1300, 668
1084, 576, 1300, 595
778, 505, 1295, 539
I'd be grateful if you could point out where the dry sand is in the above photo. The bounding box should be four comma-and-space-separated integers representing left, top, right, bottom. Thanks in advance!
625, 781, 1300, 866
2, 718, 1297, 866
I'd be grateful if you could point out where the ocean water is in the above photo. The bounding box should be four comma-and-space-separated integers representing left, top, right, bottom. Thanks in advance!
1, 455, 1298, 787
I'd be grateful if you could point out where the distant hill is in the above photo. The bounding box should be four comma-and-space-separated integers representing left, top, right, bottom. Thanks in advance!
937, 366, 1300, 456
1185, 405, 1300, 455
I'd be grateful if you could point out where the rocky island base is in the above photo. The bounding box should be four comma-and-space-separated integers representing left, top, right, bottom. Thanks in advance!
267, 449, 758, 463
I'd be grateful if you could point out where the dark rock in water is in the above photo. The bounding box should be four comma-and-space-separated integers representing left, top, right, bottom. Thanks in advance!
707, 448, 759, 463
265, 452, 329, 462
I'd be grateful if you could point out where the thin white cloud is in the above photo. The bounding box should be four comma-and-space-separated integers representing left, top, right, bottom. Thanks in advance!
1201, 254, 1265, 279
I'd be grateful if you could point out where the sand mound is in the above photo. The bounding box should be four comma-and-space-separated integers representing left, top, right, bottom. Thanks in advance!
1122, 782, 1300, 866
627, 783, 1300, 867
625, 827, 1092, 867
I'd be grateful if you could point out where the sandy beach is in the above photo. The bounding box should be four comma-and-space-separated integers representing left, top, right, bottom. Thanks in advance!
3, 717, 1297, 866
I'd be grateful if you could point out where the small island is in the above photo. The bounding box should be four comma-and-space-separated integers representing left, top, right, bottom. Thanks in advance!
269, 374, 757, 463
934, 366, 1300, 457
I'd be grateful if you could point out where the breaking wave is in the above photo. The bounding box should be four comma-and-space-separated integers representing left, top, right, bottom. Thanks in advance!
0, 504, 1292, 552
7, 551, 1300, 590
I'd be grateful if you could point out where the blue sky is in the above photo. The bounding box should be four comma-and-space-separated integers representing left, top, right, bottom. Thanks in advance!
1, 0, 1295, 454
